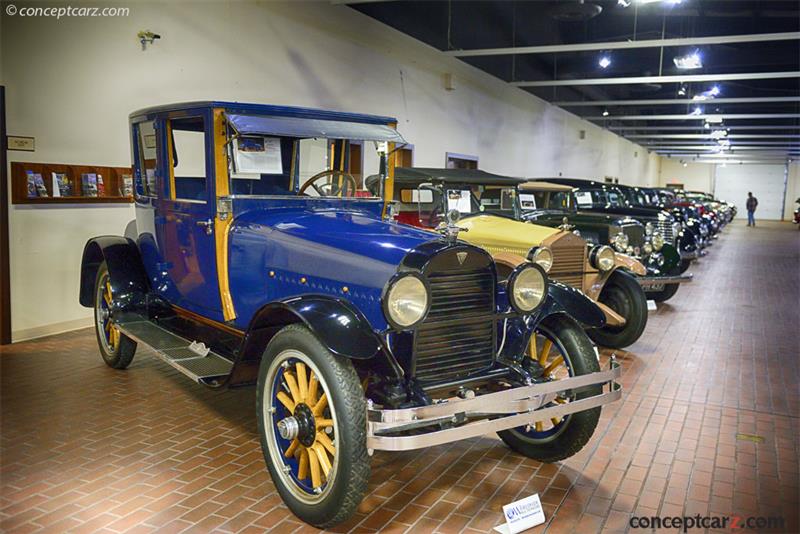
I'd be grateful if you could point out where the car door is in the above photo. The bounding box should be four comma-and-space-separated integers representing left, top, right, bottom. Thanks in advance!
156, 111, 224, 320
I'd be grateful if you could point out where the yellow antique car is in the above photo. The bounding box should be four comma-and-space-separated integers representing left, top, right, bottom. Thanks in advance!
371, 168, 649, 349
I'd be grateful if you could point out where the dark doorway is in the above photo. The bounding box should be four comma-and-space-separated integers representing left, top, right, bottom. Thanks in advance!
446, 152, 478, 170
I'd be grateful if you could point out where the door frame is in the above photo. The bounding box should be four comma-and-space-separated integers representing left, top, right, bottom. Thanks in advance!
1, 86, 10, 345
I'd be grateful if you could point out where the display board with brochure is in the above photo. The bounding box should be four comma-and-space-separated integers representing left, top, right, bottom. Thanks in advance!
10, 162, 135, 204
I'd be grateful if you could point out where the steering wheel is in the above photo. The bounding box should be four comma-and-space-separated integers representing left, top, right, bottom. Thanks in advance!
299, 170, 358, 198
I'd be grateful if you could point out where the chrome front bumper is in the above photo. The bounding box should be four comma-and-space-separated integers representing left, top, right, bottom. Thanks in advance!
637, 273, 693, 288
680, 251, 699, 260
366, 360, 621, 452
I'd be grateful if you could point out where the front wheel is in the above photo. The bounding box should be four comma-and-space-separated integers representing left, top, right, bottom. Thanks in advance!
256, 325, 369, 528
497, 314, 601, 463
587, 270, 648, 349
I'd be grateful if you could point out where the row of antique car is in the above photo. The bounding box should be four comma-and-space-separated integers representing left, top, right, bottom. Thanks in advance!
80, 102, 736, 528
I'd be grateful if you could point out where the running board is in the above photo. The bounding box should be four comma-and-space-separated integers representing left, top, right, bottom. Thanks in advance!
117, 318, 233, 386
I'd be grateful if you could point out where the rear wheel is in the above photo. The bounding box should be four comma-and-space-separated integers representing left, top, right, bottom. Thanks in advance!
93, 262, 136, 369
587, 270, 648, 349
497, 315, 601, 463
256, 325, 369, 528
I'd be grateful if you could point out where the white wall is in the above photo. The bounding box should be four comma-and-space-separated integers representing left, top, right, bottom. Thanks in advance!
784, 163, 800, 221
658, 159, 715, 192
2, 0, 659, 340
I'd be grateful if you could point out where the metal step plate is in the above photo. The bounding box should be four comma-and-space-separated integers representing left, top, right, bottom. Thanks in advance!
117, 318, 233, 385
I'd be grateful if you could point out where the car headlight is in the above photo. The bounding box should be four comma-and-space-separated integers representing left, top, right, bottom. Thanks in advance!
645, 222, 655, 236
383, 273, 429, 329
508, 264, 548, 313
644, 242, 653, 255
528, 246, 553, 273
590, 245, 615, 272
652, 233, 664, 251
612, 231, 629, 252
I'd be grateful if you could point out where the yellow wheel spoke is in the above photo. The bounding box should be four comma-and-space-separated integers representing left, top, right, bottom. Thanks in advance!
361, 376, 369, 391
538, 339, 552, 366
307, 373, 319, 405
104, 321, 111, 333
543, 355, 565, 376
296, 363, 308, 401
316, 418, 334, 429
551, 417, 561, 427
535, 421, 543, 432
276, 391, 295, 412
313, 393, 328, 416
555, 397, 568, 404
284, 438, 299, 458
104, 281, 113, 306
109, 327, 119, 350
308, 446, 322, 488
316, 431, 336, 456
312, 443, 331, 477
284, 372, 302, 404
297, 448, 309, 480
528, 335, 537, 360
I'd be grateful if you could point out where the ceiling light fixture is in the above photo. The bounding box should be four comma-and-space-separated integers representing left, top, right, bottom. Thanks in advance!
602, 109, 610, 117
674, 50, 703, 70
598, 55, 612, 69
704, 122, 711, 129
710, 129, 728, 139
690, 106, 703, 116
617, 0, 631, 6
677, 84, 687, 96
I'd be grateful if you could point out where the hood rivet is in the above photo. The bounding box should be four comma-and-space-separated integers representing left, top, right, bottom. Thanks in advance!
342, 286, 349, 293
300, 277, 307, 284
268, 271, 275, 278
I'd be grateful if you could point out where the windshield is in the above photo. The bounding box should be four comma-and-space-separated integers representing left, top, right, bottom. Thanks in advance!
519, 190, 574, 212
228, 135, 385, 198
573, 189, 608, 208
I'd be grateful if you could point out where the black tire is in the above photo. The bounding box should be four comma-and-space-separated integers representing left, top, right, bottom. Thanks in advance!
497, 314, 601, 463
587, 270, 648, 349
646, 282, 680, 303
678, 259, 692, 274
256, 324, 369, 528
93, 261, 136, 369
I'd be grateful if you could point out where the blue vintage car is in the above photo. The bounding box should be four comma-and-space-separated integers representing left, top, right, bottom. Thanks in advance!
79, 101, 620, 527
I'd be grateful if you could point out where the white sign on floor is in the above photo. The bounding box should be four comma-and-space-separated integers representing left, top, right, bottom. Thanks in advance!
493, 493, 546, 534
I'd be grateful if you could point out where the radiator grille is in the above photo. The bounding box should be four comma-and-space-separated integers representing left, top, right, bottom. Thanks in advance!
656, 218, 675, 246
622, 224, 645, 248
413, 268, 495, 382
548, 233, 586, 290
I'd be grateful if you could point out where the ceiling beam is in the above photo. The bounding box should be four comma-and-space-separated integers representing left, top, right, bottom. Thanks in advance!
444, 32, 800, 57
646, 146, 800, 151
642, 141, 800, 145
554, 97, 800, 107
608, 125, 800, 131
513, 71, 800, 87
626, 134, 800, 139
586, 113, 800, 120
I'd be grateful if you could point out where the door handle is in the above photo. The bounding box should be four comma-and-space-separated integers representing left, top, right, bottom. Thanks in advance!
196, 219, 214, 235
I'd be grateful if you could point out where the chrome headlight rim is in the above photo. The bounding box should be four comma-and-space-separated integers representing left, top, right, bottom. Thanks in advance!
652, 233, 665, 251
612, 231, 629, 252
589, 245, 616, 272
528, 246, 553, 273
507, 263, 548, 315
645, 222, 655, 236
381, 272, 431, 331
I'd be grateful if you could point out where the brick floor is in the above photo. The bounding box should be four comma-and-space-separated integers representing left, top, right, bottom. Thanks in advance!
1, 220, 798, 533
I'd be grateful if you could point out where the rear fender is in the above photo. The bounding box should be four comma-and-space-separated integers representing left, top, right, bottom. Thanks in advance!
78, 236, 149, 311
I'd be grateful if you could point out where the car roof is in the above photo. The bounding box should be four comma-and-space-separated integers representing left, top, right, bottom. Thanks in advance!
392, 167, 526, 186
519, 181, 573, 192
129, 101, 398, 125
534, 177, 612, 189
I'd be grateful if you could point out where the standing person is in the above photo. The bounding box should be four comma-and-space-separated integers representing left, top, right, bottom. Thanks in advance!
746, 192, 758, 227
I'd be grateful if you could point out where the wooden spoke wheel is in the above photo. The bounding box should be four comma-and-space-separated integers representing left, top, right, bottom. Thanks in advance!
93, 262, 136, 369
497, 315, 601, 463
257, 325, 369, 528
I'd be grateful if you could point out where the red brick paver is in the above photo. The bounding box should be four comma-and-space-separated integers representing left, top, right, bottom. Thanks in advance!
1, 220, 798, 533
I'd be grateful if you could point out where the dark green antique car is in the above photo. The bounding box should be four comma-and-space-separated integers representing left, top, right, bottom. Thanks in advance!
518, 181, 691, 302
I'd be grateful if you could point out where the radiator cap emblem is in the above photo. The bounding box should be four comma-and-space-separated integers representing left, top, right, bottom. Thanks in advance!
457, 251, 468, 265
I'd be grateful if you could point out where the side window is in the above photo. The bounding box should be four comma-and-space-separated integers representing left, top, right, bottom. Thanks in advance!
170, 117, 208, 202
136, 121, 158, 198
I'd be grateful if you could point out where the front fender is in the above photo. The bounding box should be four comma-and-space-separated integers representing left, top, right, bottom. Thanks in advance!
537, 282, 606, 329
78, 236, 149, 311
243, 295, 384, 360
678, 230, 698, 257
